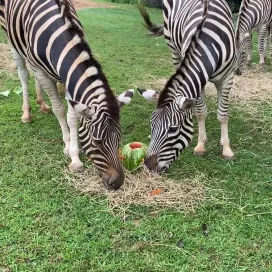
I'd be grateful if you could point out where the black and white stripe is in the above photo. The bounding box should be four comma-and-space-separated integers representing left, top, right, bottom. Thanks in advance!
235, 0, 272, 74
138, 0, 236, 172
0, 0, 133, 189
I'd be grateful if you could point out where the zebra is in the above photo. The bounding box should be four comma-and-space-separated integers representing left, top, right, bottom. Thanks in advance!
137, 0, 236, 173
235, 0, 272, 75
0, 0, 134, 190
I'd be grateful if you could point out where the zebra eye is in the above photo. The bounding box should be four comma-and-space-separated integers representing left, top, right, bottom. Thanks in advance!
93, 138, 103, 147
168, 126, 179, 133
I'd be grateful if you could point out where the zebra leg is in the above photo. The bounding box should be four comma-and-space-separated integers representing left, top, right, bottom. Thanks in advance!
215, 76, 234, 159
258, 27, 267, 72
264, 29, 269, 62
35, 78, 51, 113
67, 103, 84, 172
11, 48, 32, 123
34, 70, 70, 156
194, 89, 208, 156
246, 33, 253, 67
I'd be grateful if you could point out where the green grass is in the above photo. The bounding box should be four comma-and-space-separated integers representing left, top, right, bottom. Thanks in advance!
0, 4, 272, 272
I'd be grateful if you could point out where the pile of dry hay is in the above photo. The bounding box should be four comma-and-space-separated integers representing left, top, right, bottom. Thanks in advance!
65, 166, 206, 212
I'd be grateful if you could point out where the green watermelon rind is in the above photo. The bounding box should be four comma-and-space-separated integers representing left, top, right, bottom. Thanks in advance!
122, 143, 148, 171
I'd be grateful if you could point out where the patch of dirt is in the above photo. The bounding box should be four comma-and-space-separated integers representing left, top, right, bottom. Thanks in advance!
73, 0, 114, 10
0, 43, 16, 74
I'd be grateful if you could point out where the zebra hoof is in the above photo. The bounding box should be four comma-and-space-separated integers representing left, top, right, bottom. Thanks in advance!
222, 154, 234, 160
40, 104, 51, 113
194, 144, 206, 157
21, 115, 32, 123
69, 162, 84, 173
194, 151, 206, 157
222, 148, 234, 160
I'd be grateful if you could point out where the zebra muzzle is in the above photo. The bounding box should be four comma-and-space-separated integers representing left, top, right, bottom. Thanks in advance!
102, 165, 124, 190
144, 154, 158, 172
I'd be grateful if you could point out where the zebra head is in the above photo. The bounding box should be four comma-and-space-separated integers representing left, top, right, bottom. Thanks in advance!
75, 89, 134, 190
235, 32, 250, 75
138, 89, 196, 173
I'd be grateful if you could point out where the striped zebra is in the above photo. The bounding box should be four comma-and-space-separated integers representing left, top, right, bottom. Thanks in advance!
138, 0, 236, 173
235, 0, 272, 75
0, 0, 134, 190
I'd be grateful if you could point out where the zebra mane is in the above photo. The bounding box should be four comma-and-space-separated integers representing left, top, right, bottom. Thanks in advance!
55, 0, 120, 121
158, 0, 209, 107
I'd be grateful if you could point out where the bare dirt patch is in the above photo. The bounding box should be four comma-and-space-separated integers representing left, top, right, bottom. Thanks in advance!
66, 167, 206, 212
0, 43, 16, 74
73, 0, 114, 10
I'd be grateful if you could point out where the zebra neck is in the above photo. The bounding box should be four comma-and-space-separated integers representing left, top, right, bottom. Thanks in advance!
159, 43, 211, 104
50, 35, 110, 106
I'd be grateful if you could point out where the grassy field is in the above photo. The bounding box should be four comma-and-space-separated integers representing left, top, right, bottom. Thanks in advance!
0, 3, 272, 272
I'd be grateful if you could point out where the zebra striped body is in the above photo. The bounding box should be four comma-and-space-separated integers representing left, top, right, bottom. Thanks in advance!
0, 0, 129, 189
139, 0, 236, 172
235, 0, 272, 74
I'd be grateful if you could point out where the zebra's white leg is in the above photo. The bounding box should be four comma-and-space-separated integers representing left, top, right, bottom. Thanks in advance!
67, 103, 84, 172
34, 70, 70, 157
215, 75, 234, 159
11, 48, 32, 123
194, 88, 208, 156
258, 26, 267, 72
35, 78, 51, 113
246, 33, 253, 67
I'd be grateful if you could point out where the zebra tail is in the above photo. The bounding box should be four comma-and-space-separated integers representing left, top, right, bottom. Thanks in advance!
137, 4, 164, 37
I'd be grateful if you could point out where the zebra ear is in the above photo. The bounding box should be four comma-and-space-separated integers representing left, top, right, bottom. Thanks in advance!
137, 88, 160, 102
242, 33, 250, 41
68, 100, 96, 119
117, 89, 134, 107
177, 97, 197, 111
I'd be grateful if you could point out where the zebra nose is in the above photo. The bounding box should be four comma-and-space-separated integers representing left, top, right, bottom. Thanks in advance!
144, 154, 158, 172
102, 166, 124, 190
235, 68, 242, 76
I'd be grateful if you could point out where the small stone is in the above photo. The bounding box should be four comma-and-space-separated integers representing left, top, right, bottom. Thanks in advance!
177, 239, 184, 248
